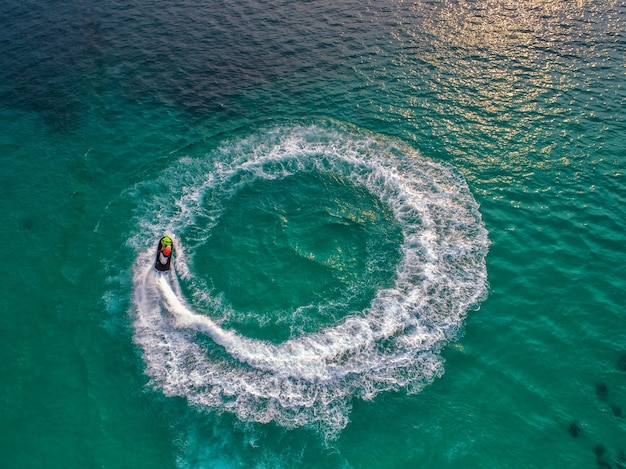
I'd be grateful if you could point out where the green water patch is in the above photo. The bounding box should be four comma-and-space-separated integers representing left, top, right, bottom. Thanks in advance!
193, 171, 403, 342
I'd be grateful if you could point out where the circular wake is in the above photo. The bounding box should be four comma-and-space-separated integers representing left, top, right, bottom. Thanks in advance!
130, 124, 488, 436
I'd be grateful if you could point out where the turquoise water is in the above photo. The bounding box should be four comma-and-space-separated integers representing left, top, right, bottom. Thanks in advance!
1, 0, 625, 467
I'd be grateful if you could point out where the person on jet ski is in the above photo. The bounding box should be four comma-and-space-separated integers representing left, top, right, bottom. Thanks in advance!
160, 237, 172, 257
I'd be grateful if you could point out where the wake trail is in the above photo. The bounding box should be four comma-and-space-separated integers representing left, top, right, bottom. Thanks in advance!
128, 124, 489, 435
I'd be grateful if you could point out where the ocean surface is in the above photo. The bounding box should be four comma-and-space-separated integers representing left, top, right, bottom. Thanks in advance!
1, 0, 625, 467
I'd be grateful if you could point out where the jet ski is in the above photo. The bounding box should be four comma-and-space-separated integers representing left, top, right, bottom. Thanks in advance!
155, 236, 173, 271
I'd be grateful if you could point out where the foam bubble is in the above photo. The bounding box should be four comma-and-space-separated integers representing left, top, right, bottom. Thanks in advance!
129, 124, 488, 436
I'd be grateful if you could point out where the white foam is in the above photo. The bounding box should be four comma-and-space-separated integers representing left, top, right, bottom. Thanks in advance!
129, 124, 488, 436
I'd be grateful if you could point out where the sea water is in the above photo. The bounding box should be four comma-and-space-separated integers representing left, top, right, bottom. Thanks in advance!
1, 1, 624, 468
